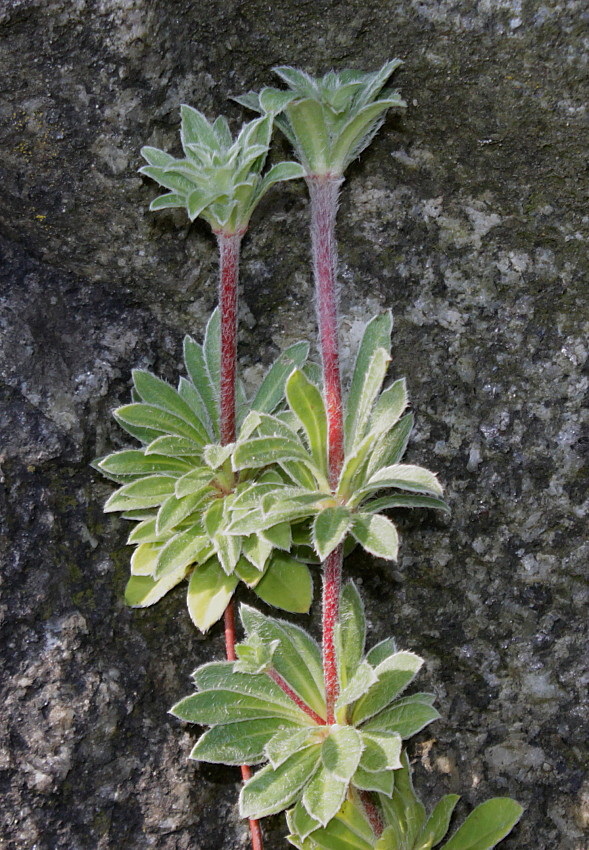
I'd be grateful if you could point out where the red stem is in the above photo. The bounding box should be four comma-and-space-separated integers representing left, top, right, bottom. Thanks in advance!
307, 175, 345, 724
359, 791, 384, 837
217, 232, 242, 446
321, 545, 343, 724
267, 668, 326, 726
217, 230, 264, 850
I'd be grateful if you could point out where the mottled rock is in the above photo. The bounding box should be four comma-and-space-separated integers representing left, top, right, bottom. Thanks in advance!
1, 1, 587, 848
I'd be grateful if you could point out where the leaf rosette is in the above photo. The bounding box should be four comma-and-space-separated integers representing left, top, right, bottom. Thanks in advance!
286, 752, 523, 850
235, 61, 406, 177
95, 309, 314, 630
140, 108, 304, 233
171, 583, 441, 828
226, 312, 448, 564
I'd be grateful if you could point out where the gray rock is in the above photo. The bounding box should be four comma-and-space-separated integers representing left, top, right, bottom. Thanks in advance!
1, 1, 587, 848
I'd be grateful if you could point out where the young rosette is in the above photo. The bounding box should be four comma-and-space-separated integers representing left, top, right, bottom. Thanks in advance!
171, 583, 440, 829
226, 311, 448, 565
140, 108, 304, 234
94, 309, 314, 630
235, 61, 406, 177
287, 752, 523, 850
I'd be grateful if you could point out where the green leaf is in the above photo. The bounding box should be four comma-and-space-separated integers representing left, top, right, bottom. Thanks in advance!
302, 765, 348, 827
149, 192, 186, 212
115, 403, 207, 445
191, 661, 310, 714
365, 637, 397, 667
364, 413, 414, 479
242, 533, 273, 570
190, 717, 299, 766
289, 800, 322, 841
241, 605, 326, 718
352, 764, 395, 797
335, 661, 378, 712
259, 161, 306, 196
345, 313, 393, 452
362, 494, 450, 514
290, 798, 376, 848
352, 652, 424, 725
235, 633, 280, 674
254, 554, 313, 613
132, 370, 208, 439
233, 435, 314, 471
236, 555, 265, 587
261, 520, 293, 552
124, 567, 186, 607
441, 799, 523, 850
335, 582, 365, 688
380, 753, 426, 848
144, 434, 202, 457
183, 334, 220, 438
359, 731, 402, 772
240, 747, 322, 819
156, 490, 210, 535
139, 164, 197, 195
104, 475, 176, 512
415, 796, 460, 850
286, 369, 328, 478
180, 104, 218, 149
265, 728, 321, 769
203, 442, 234, 470
127, 518, 165, 545
362, 464, 443, 497
204, 308, 221, 397
175, 467, 214, 498
370, 378, 407, 435
98, 450, 191, 479
178, 376, 214, 437
140, 146, 175, 167
284, 98, 331, 173
172, 688, 305, 725
155, 526, 209, 579
252, 341, 310, 414
346, 347, 391, 450
130, 542, 161, 576
259, 87, 299, 114
312, 507, 352, 560
336, 432, 376, 500
331, 99, 404, 171
351, 513, 399, 561
186, 558, 238, 632
362, 696, 440, 739
322, 726, 363, 782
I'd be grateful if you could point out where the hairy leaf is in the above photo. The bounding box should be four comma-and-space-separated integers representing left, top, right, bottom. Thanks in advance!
254, 554, 313, 613
190, 717, 298, 766
441, 799, 523, 850
124, 567, 186, 607
240, 747, 322, 819
186, 558, 238, 632
352, 652, 424, 725
312, 507, 352, 560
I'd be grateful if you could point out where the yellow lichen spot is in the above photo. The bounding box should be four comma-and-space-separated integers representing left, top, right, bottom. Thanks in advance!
34, 214, 46, 222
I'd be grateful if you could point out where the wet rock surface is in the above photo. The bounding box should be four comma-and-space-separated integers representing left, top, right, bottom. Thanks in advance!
1, 1, 587, 847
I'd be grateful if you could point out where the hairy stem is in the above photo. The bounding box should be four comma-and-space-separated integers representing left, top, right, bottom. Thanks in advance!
307, 175, 345, 486
218, 230, 263, 850
267, 668, 326, 725
217, 231, 243, 446
359, 790, 384, 837
307, 174, 345, 724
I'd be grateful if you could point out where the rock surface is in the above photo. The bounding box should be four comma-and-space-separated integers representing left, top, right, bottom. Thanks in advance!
1, 1, 588, 848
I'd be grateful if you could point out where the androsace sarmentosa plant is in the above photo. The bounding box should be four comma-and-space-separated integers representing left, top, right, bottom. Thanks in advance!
95, 310, 314, 629
96, 63, 523, 850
